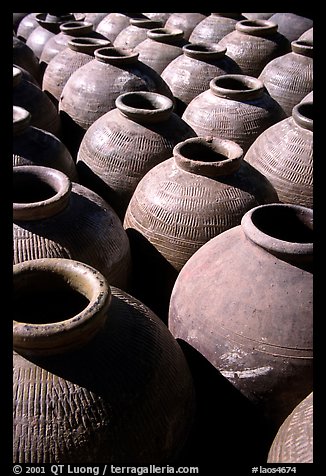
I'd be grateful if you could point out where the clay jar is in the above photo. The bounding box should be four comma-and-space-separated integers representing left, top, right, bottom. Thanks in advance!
164, 13, 207, 41
169, 203, 313, 427
134, 27, 187, 75
16, 12, 40, 41
218, 19, 291, 77
123, 136, 278, 320
182, 74, 286, 153
267, 392, 313, 463
83, 12, 108, 29
189, 12, 246, 45
13, 34, 41, 85
13, 165, 132, 290
161, 43, 241, 116
77, 91, 196, 220
59, 46, 174, 158
244, 102, 313, 209
142, 13, 172, 23
13, 66, 61, 138
298, 27, 313, 43
13, 106, 78, 181
258, 39, 313, 117
42, 36, 111, 107
13, 258, 195, 463
96, 13, 146, 42
114, 17, 163, 50
268, 13, 313, 42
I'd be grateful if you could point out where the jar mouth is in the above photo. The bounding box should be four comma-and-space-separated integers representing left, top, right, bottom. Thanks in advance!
94, 46, 139, 62
147, 27, 184, 40
68, 37, 111, 52
129, 18, 162, 28
241, 204, 313, 261
116, 91, 174, 122
60, 20, 93, 34
13, 258, 111, 356
183, 42, 227, 57
292, 102, 313, 131
210, 74, 264, 100
235, 19, 278, 35
13, 165, 71, 221
291, 39, 313, 57
13, 105, 31, 133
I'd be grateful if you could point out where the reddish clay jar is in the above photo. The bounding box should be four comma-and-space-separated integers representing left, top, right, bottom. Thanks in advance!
13, 165, 132, 291
169, 203, 313, 427
189, 12, 246, 45
13, 258, 195, 464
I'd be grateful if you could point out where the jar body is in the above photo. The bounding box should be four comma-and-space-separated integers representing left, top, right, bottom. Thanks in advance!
189, 13, 245, 44
164, 13, 207, 40
13, 35, 41, 85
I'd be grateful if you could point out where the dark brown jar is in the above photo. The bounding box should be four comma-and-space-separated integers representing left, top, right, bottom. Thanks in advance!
244, 102, 313, 208
13, 106, 78, 182
161, 43, 241, 116
189, 12, 246, 45
96, 13, 146, 42
13, 34, 41, 85
258, 39, 313, 117
182, 74, 286, 153
218, 19, 291, 77
13, 165, 132, 290
13, 258, 195, 464
76, 91, 196, 220
123, 136, 278, 320
134, 27, 187, 75
164, 13, 207, 41
169, 203, 313, 427
114, 17, 163, 50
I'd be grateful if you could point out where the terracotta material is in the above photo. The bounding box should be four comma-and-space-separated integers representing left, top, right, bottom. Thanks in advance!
268, 392, 313, 463
268, 13, 313, 42
13, 258, 195, 463
164, 13, 207, 41
134, 27, 187, 75
114, 17, 163, 50
16, 12, 39, 42
13, 106, 78, 182
259, 39, 313, 117
123, 136, 278, 319
189, 12, 246, 44
96, 13, 146, 42
244, 101, 313, 208
218, 19, 291, 77
13, 66, 61, 138
161, 43, 241, 116
77, 91, 196, 219
182, 74, 286, 153
13, 34, 41, 85
13, 165, 132, 290
169, 203, 313, 426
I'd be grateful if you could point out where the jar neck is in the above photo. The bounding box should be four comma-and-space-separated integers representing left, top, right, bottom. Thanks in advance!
209, 74, 264, 101
67, 37, 111, 54
147, 27, 184, 44
116, 91, 173, 123
292, 102, 313, 131
173, 136, 243, 178
291, 39, 313, 58
129, 18, 162, 29
60, 20, 94, 36
13, 258, 111, 356
13, 106, 31, 135
94, 46, 139, 64
183, 43, 227, 60
241, 204, 313, 267
235, 19, 278, 37
13, 166, 72, 221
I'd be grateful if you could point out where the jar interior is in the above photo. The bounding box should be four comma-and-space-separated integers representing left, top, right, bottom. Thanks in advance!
13, 173, 56, 203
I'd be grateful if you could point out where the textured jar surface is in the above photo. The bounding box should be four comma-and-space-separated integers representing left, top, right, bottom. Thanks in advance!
113, 19, 163, 50
189, 13, 245, 45
164, 13, 207, 40
268, 13, 313, 42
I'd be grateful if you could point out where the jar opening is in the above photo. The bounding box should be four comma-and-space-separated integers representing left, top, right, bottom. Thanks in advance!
179, 141, 229, 163
13, 171, 58, 203
215, 76, 254, 91
297, 102, 313, 121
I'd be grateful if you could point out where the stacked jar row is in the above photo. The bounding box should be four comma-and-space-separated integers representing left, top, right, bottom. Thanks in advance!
12, 12, 314, 467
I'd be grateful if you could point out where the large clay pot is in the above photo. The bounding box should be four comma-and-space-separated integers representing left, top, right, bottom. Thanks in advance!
164, 13, 207, 41
83, 12, 108, 29
244, 101, 313, 208
189, 12, 246, 45
169, 202, 313, 427
134, 27, 187, 75
59, 46, 174, 159
267, 392, 313, 463
268, 13, 313, 42
13, 66, 61, 138
218, 19, 291, 77
77, 91, 196, 220
16, 12, 39, 41
42, 36, 111, 108
13, 165, 132, 290
161, 43, 241, 116
142, 12, 172, 23
123, 136, 278, 320
13, 106, 78, 182
114, 17, 163, 49
13, 34, 41, 85
258, 39, 313, 117
182, 74, 286, 153
96, 13, 146, 42
13, 257, 195, 463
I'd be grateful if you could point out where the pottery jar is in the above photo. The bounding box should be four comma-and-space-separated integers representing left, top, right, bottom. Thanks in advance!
83, 12, 108, 29
13, 13, 29, 33
96, 13, 146, 42
164, 13, 207, 41
168, 202, 313, 427
142, 13, 172, 23
258, 39, 313, 117
298, 26, 313, 43
300, 90, 313, 104
267, 392, 313, 463
16, 12, 39, 42
242, 13, 274, 20
42, 36, 111, 108
123, 136, 278, 320
13, 106, 78, 182
13, 66, 61, 138
13, 165, 132, 290
13, 257, 195, 463
59, 46, 174, 158
134, 27, 187, 75
13, 34, 41, 85
182, 74, 286, 153
189, 12, 246, 45
268, 13, 313, 42
244, 101, 313, 208
114, 17, 163, 50
76, 91, 196, 220
218, 19, 291, 77
161, 43, 241, 116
